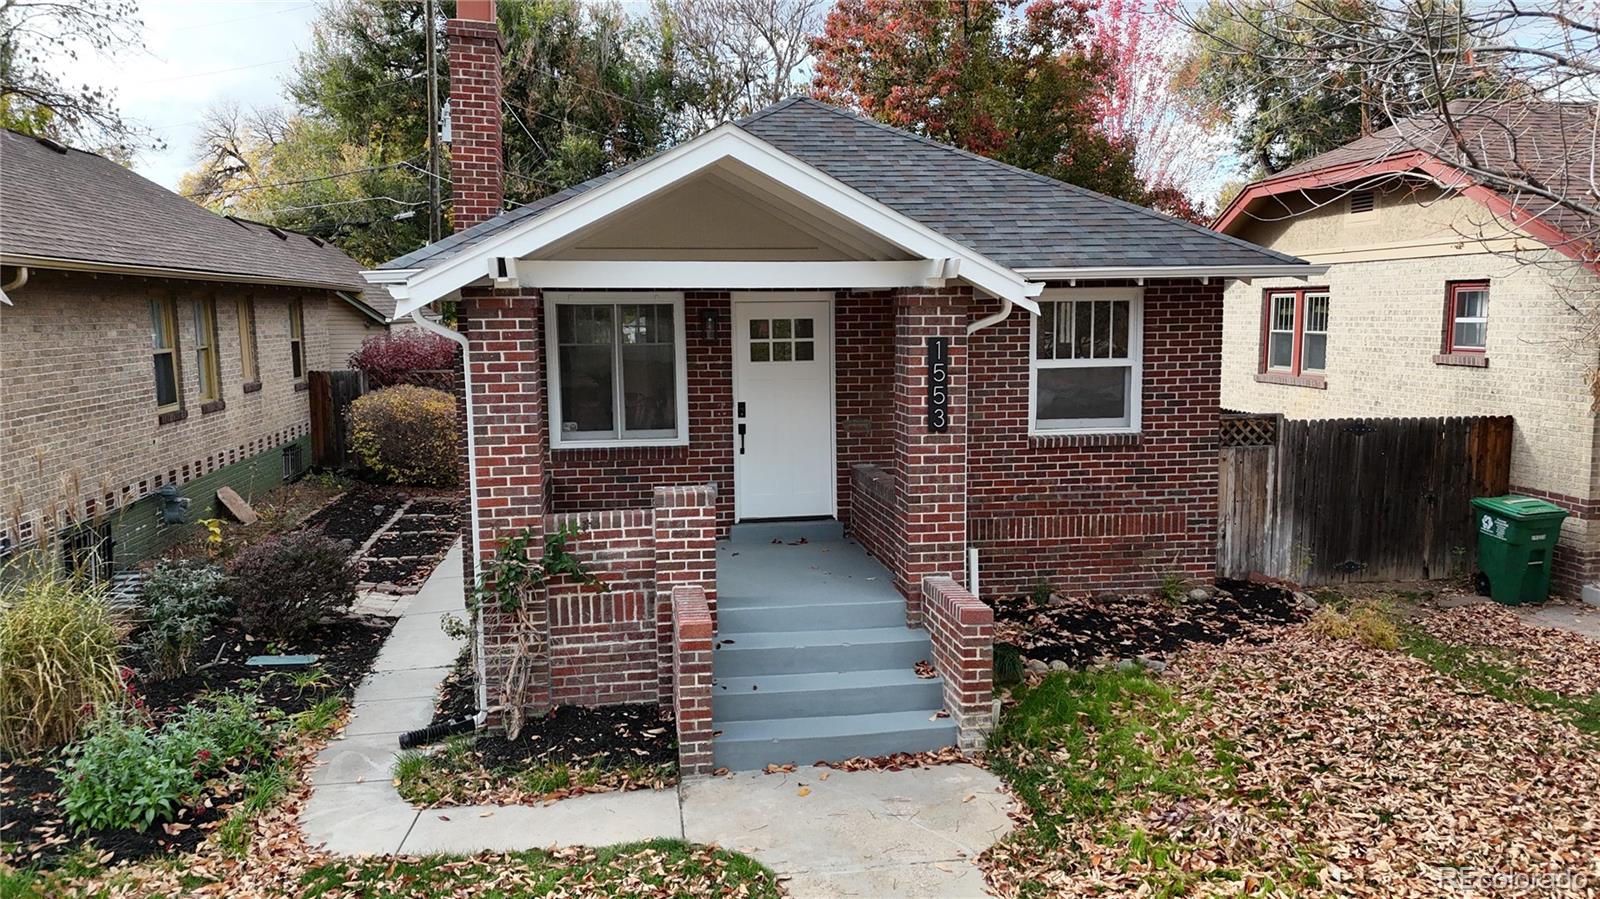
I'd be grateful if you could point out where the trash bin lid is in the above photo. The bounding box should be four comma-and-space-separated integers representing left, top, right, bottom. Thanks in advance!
1471, 494, 1569, 521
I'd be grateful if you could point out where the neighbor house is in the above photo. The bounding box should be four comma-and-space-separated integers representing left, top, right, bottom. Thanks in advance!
1214, 100, 1600, 598
361, 0, 1319, 770
0, 127, 396, 571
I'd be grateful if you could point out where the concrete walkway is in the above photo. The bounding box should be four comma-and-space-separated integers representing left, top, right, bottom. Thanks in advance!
300, 541, 1016, 897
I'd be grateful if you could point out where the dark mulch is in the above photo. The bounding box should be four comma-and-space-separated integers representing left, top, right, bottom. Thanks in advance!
356, 497, 460, 589
300, 485, 408, 547
427, 653, 673, 770
992, 579, 1304, 668
0, 615, 391, 868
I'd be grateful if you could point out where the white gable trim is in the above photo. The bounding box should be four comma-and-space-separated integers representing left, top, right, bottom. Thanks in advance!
364, 124, 1043, 317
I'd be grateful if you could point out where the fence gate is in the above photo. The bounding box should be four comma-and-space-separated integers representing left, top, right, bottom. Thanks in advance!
1217, 414, 1513, 585
308, 370, 367, 469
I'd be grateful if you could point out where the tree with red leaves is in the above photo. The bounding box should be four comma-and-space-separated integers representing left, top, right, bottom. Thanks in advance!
810, 0, 1142, 202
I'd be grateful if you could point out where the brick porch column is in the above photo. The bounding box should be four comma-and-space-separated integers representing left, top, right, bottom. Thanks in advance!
653, 484, 717, 705
892, 287, 971, 625
459, 287, 548, 722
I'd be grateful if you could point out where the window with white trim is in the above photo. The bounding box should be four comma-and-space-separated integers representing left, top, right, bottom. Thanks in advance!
1262, 288, 1330, 376
547, 293, 688, 447
1031, 291, 1142, 433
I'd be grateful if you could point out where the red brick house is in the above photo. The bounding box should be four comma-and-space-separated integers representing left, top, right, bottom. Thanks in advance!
363, 1, 1318, 771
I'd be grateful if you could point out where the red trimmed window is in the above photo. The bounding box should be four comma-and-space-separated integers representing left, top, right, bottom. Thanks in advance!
1261, 288, 1330, 375
1444, 281, 1489, 354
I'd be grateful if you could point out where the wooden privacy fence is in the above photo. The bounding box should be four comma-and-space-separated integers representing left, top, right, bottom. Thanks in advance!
1218, 414, 1513, 585
308, 370, 368, 469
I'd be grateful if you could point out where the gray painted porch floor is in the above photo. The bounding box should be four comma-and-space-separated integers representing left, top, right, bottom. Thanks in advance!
718, 520, 902, 608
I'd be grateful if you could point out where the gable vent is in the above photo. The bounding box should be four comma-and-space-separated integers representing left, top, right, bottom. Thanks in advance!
1348, 190, 1376, 214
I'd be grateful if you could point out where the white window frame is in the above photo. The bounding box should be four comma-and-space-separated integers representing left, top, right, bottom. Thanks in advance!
545, 291, 690, 449
1266, 292, 1297, 372
1028, 287, 1143, 436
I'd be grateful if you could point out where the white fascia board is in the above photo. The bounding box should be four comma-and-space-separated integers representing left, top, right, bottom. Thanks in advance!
361, 268, 421, 284
1016, 264, 1330, 281
517, 259, 952, 290
385, 124, 1039, 317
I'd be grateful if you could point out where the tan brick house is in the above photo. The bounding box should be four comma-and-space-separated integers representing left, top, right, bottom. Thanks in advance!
361, 1, 1318, 770
1214, 101, 1600, 598
0, 128, 395, 567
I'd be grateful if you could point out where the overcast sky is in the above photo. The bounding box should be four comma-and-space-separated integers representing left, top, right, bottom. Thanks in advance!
81, 0, 322, 190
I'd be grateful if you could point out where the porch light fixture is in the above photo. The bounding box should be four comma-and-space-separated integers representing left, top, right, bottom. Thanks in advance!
701, 307, 719, 342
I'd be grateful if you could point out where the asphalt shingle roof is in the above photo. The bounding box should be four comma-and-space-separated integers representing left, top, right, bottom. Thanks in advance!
0, 128, 371, 295
382, 98, 1301, 273
1273, 99, 1597, 248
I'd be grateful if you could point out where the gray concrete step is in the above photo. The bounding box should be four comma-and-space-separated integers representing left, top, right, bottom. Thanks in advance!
718, 599, 906, 633
713, 627, 932, 677
713, 668, 945, 721
713, 709, 958, 771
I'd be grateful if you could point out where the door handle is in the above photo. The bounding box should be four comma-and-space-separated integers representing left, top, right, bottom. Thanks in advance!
738, 423, 746, 455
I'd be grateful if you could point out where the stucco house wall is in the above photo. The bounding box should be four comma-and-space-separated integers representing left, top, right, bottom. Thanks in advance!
1222, 184, 1600, 593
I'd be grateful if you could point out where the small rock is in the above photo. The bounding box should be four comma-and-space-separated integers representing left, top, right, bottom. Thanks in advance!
1187, 588, 1210, 602
1048, 660, 1071, 672
1092, 592, 1122, 604
1293, 591, 1320, 611
1436, 593, 1486, 609
1116, 658, 1138, 672
1047, 593, 1071, 608
1137, 655, 1167, 673
1024, 658, 1050, 674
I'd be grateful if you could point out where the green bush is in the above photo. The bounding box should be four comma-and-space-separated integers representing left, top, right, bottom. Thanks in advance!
137, 560, 231, 681
348, 384, 458, 487
160, 692, 276, 778
0, 566, 124, 753
60, 709, 195, 832
228, 531, 357, 640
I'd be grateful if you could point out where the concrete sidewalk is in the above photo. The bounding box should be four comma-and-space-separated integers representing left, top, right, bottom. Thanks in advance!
299, 541, 1015, 897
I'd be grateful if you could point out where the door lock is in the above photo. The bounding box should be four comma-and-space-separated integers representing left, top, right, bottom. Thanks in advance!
737, 401, 746, 418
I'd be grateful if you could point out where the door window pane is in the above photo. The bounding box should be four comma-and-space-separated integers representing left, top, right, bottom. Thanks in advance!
1037, 367, 1129, 423
794, 318, 813, 338
795, 341, 814, 361
750, 342, 769, 362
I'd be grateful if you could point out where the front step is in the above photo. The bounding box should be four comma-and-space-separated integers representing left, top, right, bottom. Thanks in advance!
717, 599, 905, 633
713, 709, 958, 771
713, 627, 932, 677
714, 668, 945, 721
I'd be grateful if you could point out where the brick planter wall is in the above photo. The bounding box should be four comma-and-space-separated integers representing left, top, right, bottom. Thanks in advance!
671, 584, 715, 777
922, 576, 994, 751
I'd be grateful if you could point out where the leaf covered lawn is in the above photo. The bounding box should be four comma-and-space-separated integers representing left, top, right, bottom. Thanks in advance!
983, 607, 1600, 897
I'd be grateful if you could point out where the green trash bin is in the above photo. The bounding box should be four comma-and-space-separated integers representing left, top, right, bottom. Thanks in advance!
1471, 495, 1568, 605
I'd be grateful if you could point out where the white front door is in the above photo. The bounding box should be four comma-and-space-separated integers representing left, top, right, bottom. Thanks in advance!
733, 296, 834, 520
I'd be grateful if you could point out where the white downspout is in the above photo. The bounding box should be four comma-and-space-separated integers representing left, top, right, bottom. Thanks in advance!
959, 295, 1014, 598
410, 307, 490, 728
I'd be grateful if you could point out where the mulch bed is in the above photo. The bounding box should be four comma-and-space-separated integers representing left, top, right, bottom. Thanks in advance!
355, 497, 461, 591
0, 615, 392, 869
299, 485, 408, 548
992, 579, 1305, 668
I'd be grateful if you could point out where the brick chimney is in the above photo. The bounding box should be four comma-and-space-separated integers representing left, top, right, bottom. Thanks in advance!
446, 0, 503, 232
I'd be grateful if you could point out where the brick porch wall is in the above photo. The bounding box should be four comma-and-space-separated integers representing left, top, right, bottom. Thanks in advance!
671, 584, 715, 777
966, 279, 1222, 598
848, 463, 898, 577
922, 576, 994, 751
545, 509, 656, 705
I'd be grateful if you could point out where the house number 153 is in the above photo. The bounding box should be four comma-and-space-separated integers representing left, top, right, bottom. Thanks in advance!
927, 337, 949, 433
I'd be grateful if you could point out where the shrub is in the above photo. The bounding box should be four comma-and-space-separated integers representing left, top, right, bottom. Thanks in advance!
0, 567, 124, 753
1309, 602, 1400, 651
161, 692, 276, 778
60, 709, 195, 832
228, 531, 357, 640
137, 560, 231, 681
348, 385, 458, 487
347, 331, 457, 388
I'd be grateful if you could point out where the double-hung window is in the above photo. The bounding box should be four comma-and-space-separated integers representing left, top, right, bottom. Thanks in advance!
288, 298, 306, 382
150, 297, 181, 412
546, 293, 688, 448
193, 298, 221, 402
1262, 288, 1330, 377
1031, 289, 1142, 434
1444, 281, 1488, 354
237, 297, 260, 384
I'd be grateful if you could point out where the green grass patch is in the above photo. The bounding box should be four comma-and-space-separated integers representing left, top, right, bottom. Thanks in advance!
988, 668, 1319, 896
212, 759, 293, 857
1402, 627, 1600, 734
298, 839, 781, 898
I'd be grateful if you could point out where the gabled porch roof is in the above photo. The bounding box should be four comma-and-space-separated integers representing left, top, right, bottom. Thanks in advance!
365, 99, 1319, 315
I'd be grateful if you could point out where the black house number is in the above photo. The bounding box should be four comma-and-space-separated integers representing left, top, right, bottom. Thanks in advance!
927, 337, 949, 433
